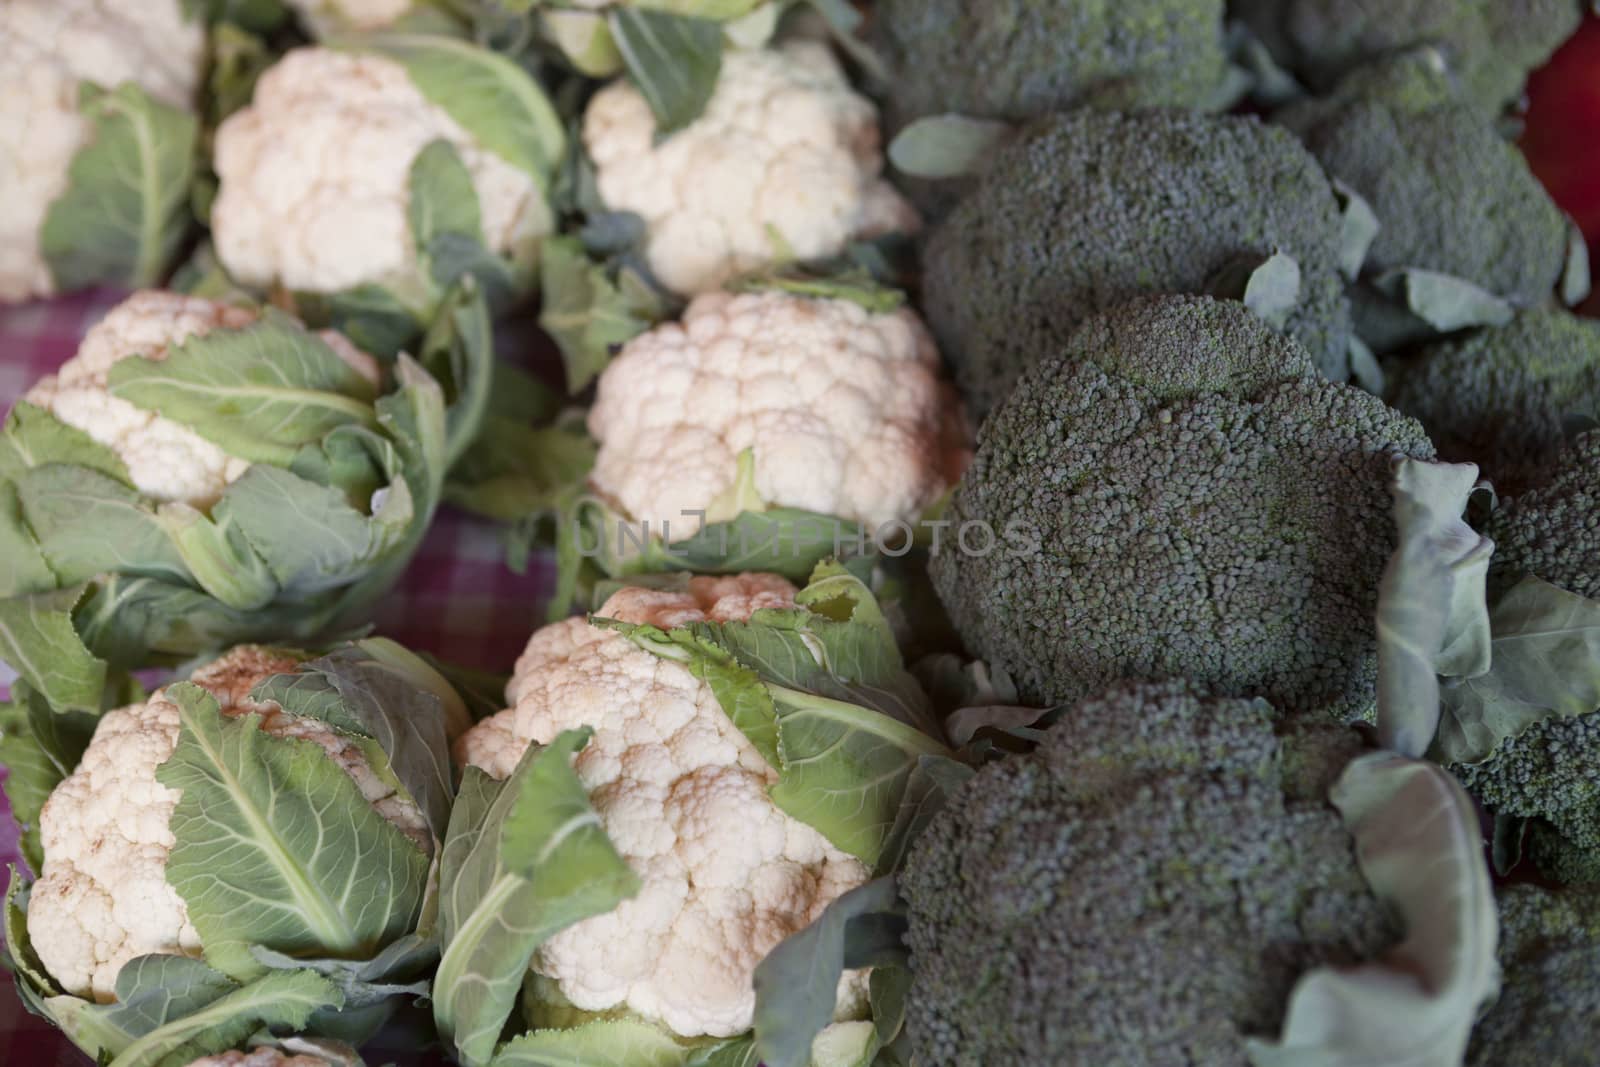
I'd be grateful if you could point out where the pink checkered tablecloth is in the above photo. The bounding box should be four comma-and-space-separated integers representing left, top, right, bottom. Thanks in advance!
0, 289, 559, 1066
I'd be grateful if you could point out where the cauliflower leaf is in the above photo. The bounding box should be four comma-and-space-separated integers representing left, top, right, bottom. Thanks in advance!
434, 730, 640, 1067
609, 9, 724, 135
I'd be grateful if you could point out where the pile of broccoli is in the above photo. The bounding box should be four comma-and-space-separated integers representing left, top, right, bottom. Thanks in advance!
929, 294, 1431, 718
900, 680, 1396, 1066
923, 111, 1353, 415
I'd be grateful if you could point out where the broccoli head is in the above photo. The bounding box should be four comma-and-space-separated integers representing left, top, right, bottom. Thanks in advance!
1388, 308, 1600, 489
1232, 0, 1581, 111
928, 294, 1434, 718
922, 110, 1352, 417
1451, 432, 1600, 884
901, 679, 1395, 1067
1487, 429, 1600, 599
1466, 883, 1600, 1067
1276, 54, 1570, 317
871, 0, 1229, 132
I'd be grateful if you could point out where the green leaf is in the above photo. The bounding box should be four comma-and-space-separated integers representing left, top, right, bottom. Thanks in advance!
248, 941, 435, 1045
409, 140, 484, 252
752, 877, 906, 1067
1562, 218, 1592, 307
0, 483, 54, 598
15, 465, 189, 587
541, 10, 624, 77
251, 643, 458, 842
1374, 268, 1515, 332
108, 311, 379, 468
1434, 576, 1600, 765
359, 35, 565, 186
294, 286, 422, 361
47, 956, 237, 1060
156, 501, 281, 611
40, 83, 197, 290
1374, 459, 1494, 758
0, 401, 133, 487
0, 689, 96, 873
1241, 252, 1302, 330
416, 282, 498, 469
685, 1038, 759, 1067
1245, 752, 1498, 1067
871, 755, 973, 878
662, 508, 867, 582
728, 269, 905, 315
0, 585, 105, 713
434, 732, 639, 1067
110, 968, 344, 1067
1333, 180, 1381, 281
427, 232, 522, 312
5, 868, 62, 1001
539, 236, 664, 393
810, 1022, 879, 1067
886, 114, 1011, 181
446, 413, 598, 524
609, 10, 724, 135
492, 1018, 696, 1066
155, 683, 431, 978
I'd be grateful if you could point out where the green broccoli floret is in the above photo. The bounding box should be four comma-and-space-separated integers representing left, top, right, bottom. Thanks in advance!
1387, 308, 1600, 489
1487, 429, 1600, 599
901, 679, 1396, 1067
1466, 883, 1600, 1067
1232, 0, 1581, 111
928, 294, 1434, 718
922, 110, 1352, 417
871, 0, 1229, 133
1452, 432, 1600, 883
1276, 54, 1570, 322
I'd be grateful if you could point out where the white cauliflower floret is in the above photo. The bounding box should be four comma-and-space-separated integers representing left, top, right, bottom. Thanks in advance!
212, 47, 547, 298
22, 290, 380, 509
455, 574, 871, 1038
587, 290, 970, 538
0, 0, 205, 302
583, 41, 917, 296
26, 646, 430, 1003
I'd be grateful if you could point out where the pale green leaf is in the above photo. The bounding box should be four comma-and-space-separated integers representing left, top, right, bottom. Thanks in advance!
0, 585, 104, 713
753, 877, 905, 1067
609, 10, 723, 135
1376, 268, 1515, 332
1245, 752, 1498, 1067
16, 465, 190, 587
0, 484, 53, 598
887, 115, 1011, 181
810, 1022, 879, 1067
491, 1018, 695, 1067
416, 281, 497, 469
155, 683, 431, 977
728, 270, 905, 314
110, 969, 343, 1067
40, 83, 197, 290
660, 508, 866, 581
542, 10, 623, 77
359, 35, 565, 185
293, 286, 422, 361
0, 690, 96, 872
434, 732, 639, 1067
108, 311, 379, 467
156, 501, 280, 611
0, 400, 132, 487
1375, 459, 1494, 758
48, 956, 236, 1060
409, 139, 483, 251
1333, 180, 1380, 281
871, 755, 974, 877
1562, 218, 1591, 307
1434, 576, 1600, 764
538, 236, 663, 393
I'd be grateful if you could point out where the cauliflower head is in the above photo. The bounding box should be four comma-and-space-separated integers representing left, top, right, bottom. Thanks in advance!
585, 290, 969, 538
582, 41, 917, 296
923, 110, 1352, 417
901, 680, 1395, 1067
22, 290, 379, 508
455, 574, 871, 1038
26, 646, 430, 1003
0, 0, 204, 302
930, 295, 1434, 717
212, 47, 548, 299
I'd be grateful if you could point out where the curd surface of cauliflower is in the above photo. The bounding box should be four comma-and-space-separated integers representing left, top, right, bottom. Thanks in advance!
455, 574, 870, 1038
582, 41, 916, 296
212, 47, 546, 297
586, 290, 968, 538
26, 646, 430, 1003
0, 0, 204, 301
22, 291, 380, 508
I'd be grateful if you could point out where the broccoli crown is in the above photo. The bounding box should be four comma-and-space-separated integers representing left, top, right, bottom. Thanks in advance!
901, 680, 1393, 1067
928, 294, 1434, 717
1232, 0, 1581, 110
1388, 308, 1600, 489
1276, 55, 1570, 308
922, 110, 1352, 417
1487, 429, 1600, 599
1466, 884, 1600, 1067
871, 0, 1229, 132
